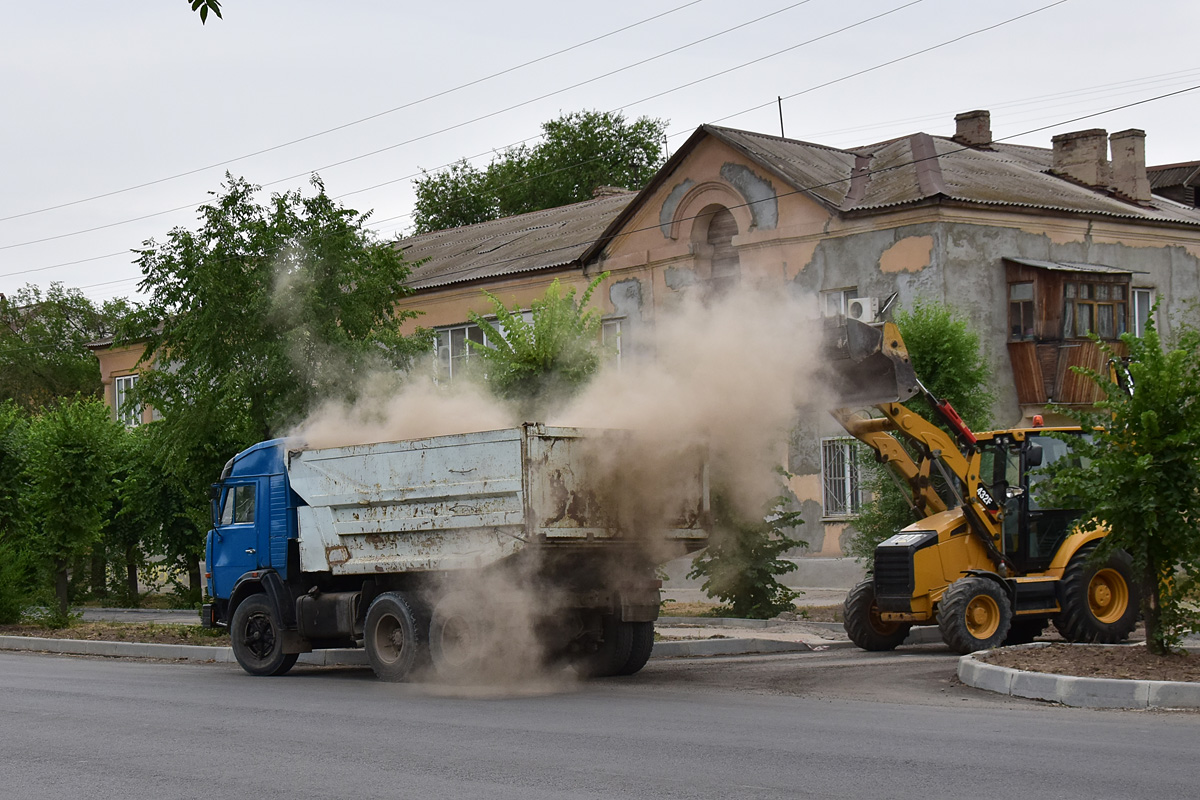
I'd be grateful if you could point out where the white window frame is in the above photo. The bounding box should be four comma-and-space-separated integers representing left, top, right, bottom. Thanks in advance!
1131, 287, 1155, 337
821, 437, 862, 518
821, 287, 860, 322
115, 374, 141, 428
601, 317, 624, 370
433, 312, 534, 384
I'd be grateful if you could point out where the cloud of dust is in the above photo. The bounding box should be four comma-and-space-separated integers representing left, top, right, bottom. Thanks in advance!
283, 282, 836, 691
552, 285, 833, 525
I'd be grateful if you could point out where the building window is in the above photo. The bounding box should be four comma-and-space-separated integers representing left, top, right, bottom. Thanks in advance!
434, 323, 487, 383
601, 318, 623, 370
1131, 287, 1154, 337
115, 374, 141, 427
822, 438, 862, 517
821, 288, 860, 321
1009, 282, 1035, 340
1062, 281, 1127, 339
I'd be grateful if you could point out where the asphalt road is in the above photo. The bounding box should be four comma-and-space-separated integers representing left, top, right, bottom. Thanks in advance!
2, 647, 1197, 800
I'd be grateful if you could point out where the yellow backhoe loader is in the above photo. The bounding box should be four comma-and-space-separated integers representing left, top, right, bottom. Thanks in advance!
826, 319, 1139, 654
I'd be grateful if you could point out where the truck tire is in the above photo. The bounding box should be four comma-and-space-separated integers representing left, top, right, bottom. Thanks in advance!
364, 592, 424, 682
428, 591, 493, 682
575, 614, 633, 679
937, 576, 1012, 654
1054, 546, 1139, 643
615, 621, 655, 676
230, 594, 298, 677
1004, 617, 1048, 646
843, 579, 911, 651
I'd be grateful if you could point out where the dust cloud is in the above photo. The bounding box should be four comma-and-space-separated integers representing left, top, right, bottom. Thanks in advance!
285, 283, 835, 690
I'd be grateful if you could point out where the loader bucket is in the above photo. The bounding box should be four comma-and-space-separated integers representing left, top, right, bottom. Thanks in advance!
824, 319, 920, 407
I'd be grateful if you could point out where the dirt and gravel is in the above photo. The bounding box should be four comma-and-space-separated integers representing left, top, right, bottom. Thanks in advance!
0, 622, 227, 645
984, 642, 1200, 683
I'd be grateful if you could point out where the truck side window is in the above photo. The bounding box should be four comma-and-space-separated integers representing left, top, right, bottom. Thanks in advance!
219, 490, 234, 526
233, 485, 256, 523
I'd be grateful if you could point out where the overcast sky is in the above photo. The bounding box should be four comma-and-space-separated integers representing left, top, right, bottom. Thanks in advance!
3, 0, 1198, 305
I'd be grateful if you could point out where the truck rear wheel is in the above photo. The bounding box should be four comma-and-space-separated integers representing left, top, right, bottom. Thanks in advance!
1054, 545, 1139, 643
843, 579, 911, 651
428, 591, 495, 682
615, 621, 654, 676
938, 576, 1012, 654
231, 594, 298, 677
575, 614, 633, 678
364, 592, 424, 682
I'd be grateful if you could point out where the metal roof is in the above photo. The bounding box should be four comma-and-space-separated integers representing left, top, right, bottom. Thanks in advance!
1005, 257, 1147, 275
397, 193, 634, 290
1147, 161, 1200, 189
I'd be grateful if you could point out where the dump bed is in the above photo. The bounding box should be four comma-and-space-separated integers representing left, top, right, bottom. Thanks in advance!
289, 423, 709, 576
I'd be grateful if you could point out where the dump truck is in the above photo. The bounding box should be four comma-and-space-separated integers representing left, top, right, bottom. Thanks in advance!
203, 424, 710, 680
829, 319, 1139, 654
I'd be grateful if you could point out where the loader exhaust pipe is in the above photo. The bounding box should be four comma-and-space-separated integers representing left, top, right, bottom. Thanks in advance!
823, 319, 920, 407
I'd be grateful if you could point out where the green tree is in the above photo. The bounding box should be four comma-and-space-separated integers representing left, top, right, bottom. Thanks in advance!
189, 0, 222, 24
0, 402, 32, 623
125, 174, 430, 596
0, 284, 130, 411
847, 301, 995, 561
412, 110, 667, 233
1046, 317, 1200, 654
468, 274, 608, 414
23, 398, 124, 622
688, 478, 805, 619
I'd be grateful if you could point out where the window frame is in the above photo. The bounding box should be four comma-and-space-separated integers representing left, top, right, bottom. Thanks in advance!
114, 374, 141, 428
821, 287, 860, 323
601, 317, 624, 370
1008, 281, 1035, 341
1062, 280, 1128, 340
821, 437, 862, 518
1131, 287, 1155, 337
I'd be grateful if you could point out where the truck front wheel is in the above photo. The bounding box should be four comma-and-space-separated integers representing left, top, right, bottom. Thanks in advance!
364, 592, 424, 682
230, 594, 298, 677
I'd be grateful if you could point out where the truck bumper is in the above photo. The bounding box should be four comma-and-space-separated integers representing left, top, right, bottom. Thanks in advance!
200, 603, 216, 629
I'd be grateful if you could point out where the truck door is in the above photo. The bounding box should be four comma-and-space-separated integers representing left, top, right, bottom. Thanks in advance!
209, 479, 267, 600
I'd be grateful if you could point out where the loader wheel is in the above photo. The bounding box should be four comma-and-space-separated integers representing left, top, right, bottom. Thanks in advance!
364, 592, 424, 682
230, 594, 298, 677
575, 614, 634, 679
1054, 546, 1139, 643
1003, 617, 1048, 646
615, 621, 655, 676
842, 579, 910, 651
938, 576, 1012, 654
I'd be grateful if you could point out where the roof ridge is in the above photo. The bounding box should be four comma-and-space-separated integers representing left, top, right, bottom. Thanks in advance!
703, 124, 861, 156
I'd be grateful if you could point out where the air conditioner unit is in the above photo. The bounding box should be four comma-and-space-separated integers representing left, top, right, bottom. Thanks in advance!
846, 296, 879, 323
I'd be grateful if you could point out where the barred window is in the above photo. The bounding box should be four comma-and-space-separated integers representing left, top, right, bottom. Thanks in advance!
822, 438, 862, 517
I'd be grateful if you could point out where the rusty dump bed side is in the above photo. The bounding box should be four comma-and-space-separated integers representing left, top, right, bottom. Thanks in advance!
288, 424, 709, 576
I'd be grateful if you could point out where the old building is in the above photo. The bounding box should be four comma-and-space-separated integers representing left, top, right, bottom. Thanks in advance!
392, 110, 1200, 554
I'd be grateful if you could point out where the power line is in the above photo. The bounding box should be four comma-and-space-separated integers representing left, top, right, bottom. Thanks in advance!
0, 0, 709, 225
0, 0, 830, 253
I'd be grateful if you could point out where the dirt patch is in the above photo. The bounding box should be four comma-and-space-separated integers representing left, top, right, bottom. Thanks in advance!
0, 622, 228, 646
659, 601, 842, 623
985, 643, 1200, 683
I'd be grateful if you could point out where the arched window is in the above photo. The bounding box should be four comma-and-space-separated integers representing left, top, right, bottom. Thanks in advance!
706, 207, 740, 294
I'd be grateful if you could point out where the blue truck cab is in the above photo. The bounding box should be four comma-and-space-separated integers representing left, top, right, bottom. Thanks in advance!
202, 439, 301, 629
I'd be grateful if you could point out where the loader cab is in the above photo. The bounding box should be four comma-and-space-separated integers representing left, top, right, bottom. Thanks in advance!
978, 429, 1086, 573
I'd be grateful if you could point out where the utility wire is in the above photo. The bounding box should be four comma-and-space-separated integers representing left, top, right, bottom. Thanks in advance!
0, 0, 830, 253
0, 0, 709, 224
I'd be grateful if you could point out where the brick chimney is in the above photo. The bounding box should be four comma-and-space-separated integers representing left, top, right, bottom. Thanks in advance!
953, 110, 991, 146
1109, 129, 1152, 203
1051, 129, 1110, 188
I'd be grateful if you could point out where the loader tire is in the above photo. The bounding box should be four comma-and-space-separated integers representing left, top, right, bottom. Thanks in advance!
1003, 617, 1048, 646
938, 576, 1012, 654
615, 621, 655, 676
230, 594, 298, 677
843, 579, 910, 651
575, 613, 633, 679
364, 592, 424, 682
1054, 546, 1139, 643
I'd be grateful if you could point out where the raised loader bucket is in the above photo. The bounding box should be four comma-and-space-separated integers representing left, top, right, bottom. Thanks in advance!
824, 319, 920, 407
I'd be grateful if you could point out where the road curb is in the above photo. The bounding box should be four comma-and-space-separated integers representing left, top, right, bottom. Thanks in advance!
0, 634, 810, 665
957, 642, 1200, 710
